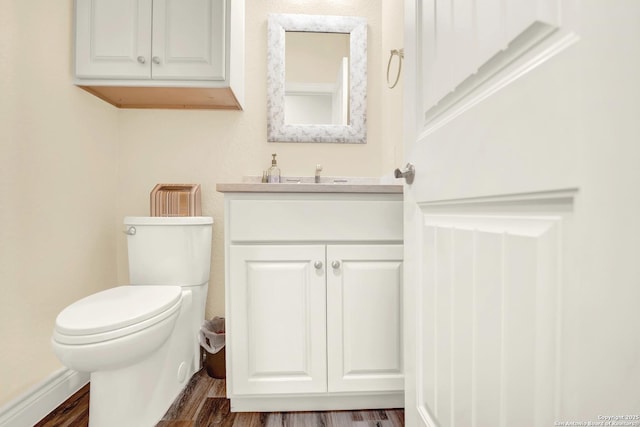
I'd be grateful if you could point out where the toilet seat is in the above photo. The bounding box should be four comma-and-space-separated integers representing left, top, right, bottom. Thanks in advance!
53, 285, 182, 345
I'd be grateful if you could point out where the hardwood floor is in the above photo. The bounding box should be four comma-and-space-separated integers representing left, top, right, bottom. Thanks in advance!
35, 369, 404, 426
34, 383, 89, 427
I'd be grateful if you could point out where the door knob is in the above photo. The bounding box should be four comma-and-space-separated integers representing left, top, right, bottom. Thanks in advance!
137, 56, 146, 64
314, 261, 323, 270
331, 260, 341, 269
394, 163, 415, 184
152, 56, 161, 65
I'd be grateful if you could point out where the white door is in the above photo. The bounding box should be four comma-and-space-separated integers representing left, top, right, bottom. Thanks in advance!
326, 245, 404, 393
229, 245, 327, 395
151, 0, 226, 80
403, 1, 640, 426
75, 0, 152, 79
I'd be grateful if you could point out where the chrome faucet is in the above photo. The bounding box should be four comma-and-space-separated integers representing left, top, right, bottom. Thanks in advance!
315, 164, 323, 183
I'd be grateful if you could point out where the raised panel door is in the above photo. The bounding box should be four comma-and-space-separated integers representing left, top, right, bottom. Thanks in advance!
326, 245, 404, 393
404, 0, 640, 426
229, 245, 327, 395
151, 0, 226, 80
75, 0, 152, 79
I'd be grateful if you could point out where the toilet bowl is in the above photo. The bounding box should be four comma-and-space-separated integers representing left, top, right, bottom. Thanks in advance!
51, 217, 213, 427
52, 285, 182, 372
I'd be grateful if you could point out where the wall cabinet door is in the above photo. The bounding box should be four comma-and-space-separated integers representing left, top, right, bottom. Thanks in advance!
151, 0, 226, 80
75, 0, 153, 79
229, 245, 327, 395
326, 245, 404, 393
75, 0, 226, 81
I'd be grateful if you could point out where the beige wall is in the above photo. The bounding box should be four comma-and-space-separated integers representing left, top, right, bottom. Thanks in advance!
0, 0, 403, 407
381, 0, 404, 165
0, 0, 119, 405
115, 0, 393, 319
286, 32, 350, 84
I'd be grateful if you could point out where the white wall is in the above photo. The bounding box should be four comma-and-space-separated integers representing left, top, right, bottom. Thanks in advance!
0, 0, 119, 405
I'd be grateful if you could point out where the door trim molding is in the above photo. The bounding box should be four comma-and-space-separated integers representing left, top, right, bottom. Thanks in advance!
417, 188, 578, 210
420, 30, 579, 139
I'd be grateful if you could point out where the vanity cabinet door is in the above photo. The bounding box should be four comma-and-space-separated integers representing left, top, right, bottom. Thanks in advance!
75, 0, 153, 79
229, 245, 327, 395
326, 245, 404, 393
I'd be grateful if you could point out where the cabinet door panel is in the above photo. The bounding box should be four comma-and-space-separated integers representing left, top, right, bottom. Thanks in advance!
230, 245, 327, 395
75, 0, 152, 79
152, 0, 226, 80
327, 245, 404, 392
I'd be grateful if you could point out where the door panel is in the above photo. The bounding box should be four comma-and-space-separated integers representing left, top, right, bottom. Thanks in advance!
75, 0, 152, 79
327, 245, 404, 393
417, 212, 561, 426
152, 0, 226, 80
229, 245, 327, 395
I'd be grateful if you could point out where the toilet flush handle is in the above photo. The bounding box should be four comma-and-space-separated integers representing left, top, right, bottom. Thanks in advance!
124, 226, 136, 236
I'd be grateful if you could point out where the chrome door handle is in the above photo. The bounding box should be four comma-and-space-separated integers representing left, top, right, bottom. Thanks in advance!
331, 260, 341, 269
123, 226, 136, 236
314, 261, 323, 270
394, 163, 415, 184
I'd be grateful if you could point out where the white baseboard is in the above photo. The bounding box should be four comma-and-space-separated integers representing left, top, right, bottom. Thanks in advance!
230, 392, 404, 412
0, 368, 89, 427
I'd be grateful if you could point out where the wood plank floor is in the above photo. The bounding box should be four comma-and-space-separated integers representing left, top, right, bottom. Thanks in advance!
35, 369, 404, 426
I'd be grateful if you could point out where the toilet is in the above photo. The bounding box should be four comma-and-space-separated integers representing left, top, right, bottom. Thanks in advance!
51, 216, 213, 427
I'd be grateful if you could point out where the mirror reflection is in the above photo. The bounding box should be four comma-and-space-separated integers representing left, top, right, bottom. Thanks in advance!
285, 32, 350, 125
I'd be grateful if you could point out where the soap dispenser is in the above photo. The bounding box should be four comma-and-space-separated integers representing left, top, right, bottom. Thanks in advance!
268, 153, 281, 183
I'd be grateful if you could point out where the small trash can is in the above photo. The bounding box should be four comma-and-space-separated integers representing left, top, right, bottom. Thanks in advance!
199, 317, 226, 379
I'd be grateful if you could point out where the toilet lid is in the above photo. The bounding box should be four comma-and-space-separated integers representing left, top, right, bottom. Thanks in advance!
55, 285, 182, 336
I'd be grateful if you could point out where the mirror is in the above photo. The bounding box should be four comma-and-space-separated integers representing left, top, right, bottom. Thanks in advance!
285, 32, 350, 126
267, 14, 367, 143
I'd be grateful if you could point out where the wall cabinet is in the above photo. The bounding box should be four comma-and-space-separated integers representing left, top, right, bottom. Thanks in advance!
74, 0, 244, 109
221, 192, 404, 411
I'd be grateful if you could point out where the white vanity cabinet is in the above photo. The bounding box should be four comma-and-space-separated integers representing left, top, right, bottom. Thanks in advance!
221, 191, 404, 411
74, 0, 244, 109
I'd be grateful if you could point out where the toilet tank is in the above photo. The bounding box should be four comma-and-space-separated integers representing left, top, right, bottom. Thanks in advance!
124, 217, 213, 286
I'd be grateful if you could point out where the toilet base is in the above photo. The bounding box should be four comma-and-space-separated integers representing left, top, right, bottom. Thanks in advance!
86, 291, 198, 427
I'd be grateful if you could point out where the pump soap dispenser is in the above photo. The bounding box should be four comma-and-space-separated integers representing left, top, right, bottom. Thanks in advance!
268, 153, 281, 183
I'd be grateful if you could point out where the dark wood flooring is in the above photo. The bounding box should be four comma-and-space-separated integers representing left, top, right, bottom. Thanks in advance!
35, 369, 404, 426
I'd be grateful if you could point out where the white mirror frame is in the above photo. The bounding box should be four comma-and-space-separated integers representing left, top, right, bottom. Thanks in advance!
267, 14, 367, 144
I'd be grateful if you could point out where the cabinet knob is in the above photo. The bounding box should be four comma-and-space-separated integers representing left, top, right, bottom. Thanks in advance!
314, 261, 323, 270
152, 56, 161, 65
137, 56, 146, 64
331, 260, 341, 269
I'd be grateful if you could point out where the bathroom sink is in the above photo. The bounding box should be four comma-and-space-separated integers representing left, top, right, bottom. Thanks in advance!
281, 176, 362, 184
215, 176, 403, 194
242, 176, 385, 185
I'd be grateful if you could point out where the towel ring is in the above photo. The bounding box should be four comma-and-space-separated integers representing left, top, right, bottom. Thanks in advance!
386, 48, 404, 89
